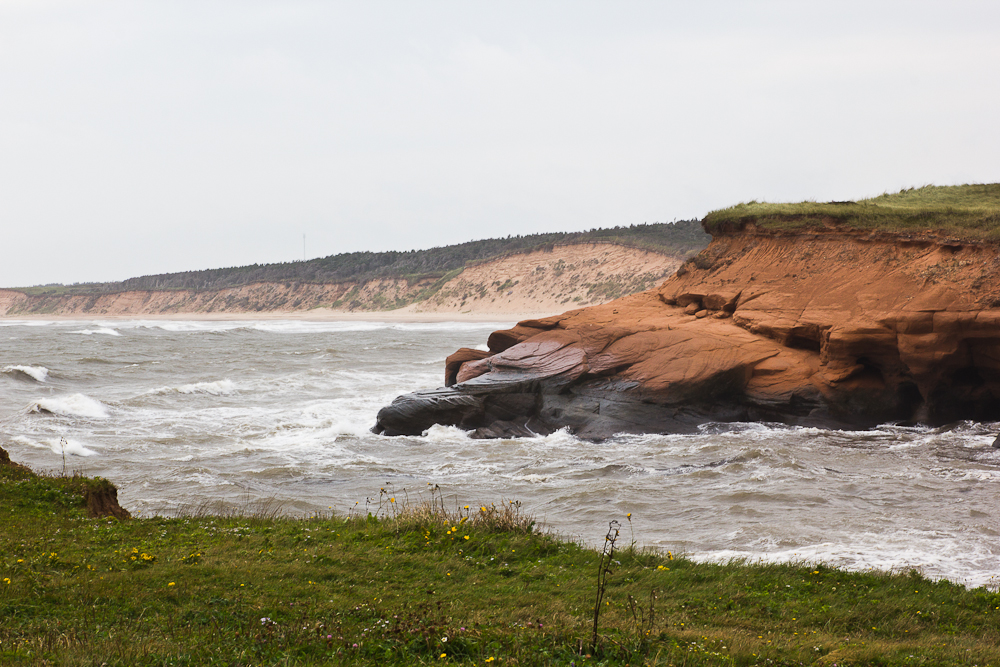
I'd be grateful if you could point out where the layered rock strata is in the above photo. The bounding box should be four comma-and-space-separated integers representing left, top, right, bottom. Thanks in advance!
374, 228, 1000, 439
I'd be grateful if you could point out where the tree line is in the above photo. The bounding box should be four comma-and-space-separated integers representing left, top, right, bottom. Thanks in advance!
24, 221, 709, 294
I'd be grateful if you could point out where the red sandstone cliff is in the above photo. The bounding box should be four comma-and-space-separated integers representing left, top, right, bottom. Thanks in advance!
375, 227, 1000, 438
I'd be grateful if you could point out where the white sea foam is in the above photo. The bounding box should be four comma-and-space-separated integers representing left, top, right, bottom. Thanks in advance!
422, 424, 473, 441
112, 319, 509, 335
252, 321, 386, 334
0, 320, 56, 327
12, 435, 97, 457
2, 365, 49, 382
31, 393, 110, 419
538, 427, 582, 447
69, 327, 121, 336
316, 416, 377, 439
178, 379, 236, 395
690, 534, 1000, 588
146, 379, 236, 396
135, 320, 247, 333
390, 322, 513, 332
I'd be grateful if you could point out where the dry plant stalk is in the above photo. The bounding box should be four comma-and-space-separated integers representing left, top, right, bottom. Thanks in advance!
592, 519, 620, 653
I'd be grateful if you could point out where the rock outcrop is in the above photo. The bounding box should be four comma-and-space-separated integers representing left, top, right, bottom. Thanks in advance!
374, 227, 1000, 439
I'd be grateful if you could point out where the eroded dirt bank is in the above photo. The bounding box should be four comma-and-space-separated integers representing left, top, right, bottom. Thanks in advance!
375, 228, 1000, 439
0, 446, 130, 519
0, 243, 681, 318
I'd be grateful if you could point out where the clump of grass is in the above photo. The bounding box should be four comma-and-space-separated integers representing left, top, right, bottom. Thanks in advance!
3, 458, 1000, 665
704, 183, 1000, 241
351, 482, 537, 535
178, 493, 286, 524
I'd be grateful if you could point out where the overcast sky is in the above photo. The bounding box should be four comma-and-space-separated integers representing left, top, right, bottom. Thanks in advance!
1, 1, 998, 287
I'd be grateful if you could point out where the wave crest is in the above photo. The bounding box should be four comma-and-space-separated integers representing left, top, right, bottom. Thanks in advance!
30, 393, 110, 419
69, 327, 121, 336
145, 379, 236, 396
2, 365, 49, 382
12, 435, 97, 457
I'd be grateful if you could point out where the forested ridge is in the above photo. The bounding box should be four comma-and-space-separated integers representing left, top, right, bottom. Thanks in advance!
20, 221, 707, 294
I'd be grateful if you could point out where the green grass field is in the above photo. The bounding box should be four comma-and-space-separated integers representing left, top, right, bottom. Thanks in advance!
2, 461, 1000, 666
703, 183, 1000, 241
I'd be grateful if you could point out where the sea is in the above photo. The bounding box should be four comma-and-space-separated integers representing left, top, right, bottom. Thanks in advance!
2, 318, 999, 588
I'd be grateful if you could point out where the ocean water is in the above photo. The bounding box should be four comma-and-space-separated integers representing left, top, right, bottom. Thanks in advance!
2, 318, 999, 588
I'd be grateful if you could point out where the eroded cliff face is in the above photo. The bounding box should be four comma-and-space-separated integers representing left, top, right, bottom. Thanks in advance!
0, 446, 130, 519
0, 283, 352, 316
0, 243, 682, 317
374, 229, 1000, 439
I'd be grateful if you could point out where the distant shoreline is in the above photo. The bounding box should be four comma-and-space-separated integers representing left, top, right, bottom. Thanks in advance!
0, 243, 680, 322
0, 308, 553, 323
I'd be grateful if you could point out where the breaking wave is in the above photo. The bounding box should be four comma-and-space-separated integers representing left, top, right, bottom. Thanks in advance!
3, 365, 49, 382
69, 327, 121, 336
12, 435, 97, 457
145, 379, 237, 396
30, 393, 110, 419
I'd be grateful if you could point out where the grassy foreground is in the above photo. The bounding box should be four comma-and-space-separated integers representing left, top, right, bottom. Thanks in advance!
703, 183, 1000, 241
2, 464, 1000, 666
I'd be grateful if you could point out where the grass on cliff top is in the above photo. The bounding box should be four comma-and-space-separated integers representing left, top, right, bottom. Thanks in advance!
3, 462, 1000, 666
703, 183, 1000, 241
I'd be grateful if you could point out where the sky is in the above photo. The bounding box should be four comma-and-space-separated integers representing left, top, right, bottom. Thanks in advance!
1, 1, 998, 287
